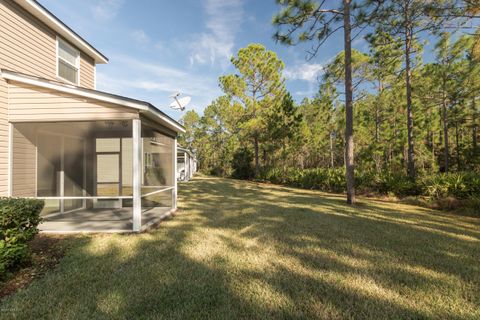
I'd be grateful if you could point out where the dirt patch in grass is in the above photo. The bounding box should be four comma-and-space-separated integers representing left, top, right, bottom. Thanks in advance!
0, 234, 67, 300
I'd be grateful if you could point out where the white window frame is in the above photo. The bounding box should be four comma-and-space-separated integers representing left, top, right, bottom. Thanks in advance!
56, 36, 80, 85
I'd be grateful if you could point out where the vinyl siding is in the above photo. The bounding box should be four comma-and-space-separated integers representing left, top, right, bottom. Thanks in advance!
0, 0, 96, 89
11, 125, 36, 197
8, 82, 139, 122
0, 1, 104, 196
80, 53, 95, 89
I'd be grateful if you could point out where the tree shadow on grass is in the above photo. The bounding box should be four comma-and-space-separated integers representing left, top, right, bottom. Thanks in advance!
1, 176, 479, 319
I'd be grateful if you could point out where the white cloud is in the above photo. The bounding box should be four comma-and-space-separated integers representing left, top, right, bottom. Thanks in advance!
295, 89, 316, 96
96, 55, 222, 116
130, 29, 149, 44
112, 55, 189, 79
352, 36, 367, 49
92, 0, 124, 20
284, 63, 324, 82
188, 0, 244, 68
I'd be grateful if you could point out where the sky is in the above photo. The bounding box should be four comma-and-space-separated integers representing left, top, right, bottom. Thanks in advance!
39, 0, 354, 120
39, 0, 452, 121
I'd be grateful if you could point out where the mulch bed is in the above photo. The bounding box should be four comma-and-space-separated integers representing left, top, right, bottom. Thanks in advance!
0, 234, 67, 300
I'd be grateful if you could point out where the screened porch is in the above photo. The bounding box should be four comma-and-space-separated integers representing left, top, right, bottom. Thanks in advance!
11, 119, 177, 232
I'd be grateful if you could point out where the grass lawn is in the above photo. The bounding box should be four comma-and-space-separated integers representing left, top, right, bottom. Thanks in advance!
1, 175, 479, 319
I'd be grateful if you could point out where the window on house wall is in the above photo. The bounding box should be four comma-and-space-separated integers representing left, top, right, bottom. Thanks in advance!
57, 37, 79, 84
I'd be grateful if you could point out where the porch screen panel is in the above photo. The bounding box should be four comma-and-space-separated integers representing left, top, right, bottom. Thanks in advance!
12, 120, 133, 202
64, 136, 84, 211
141, 122, 175, 221
142, 191, 173, 208
12, 121, 138, 231
37, 133, 61, 197
142, 130, 174, 188
36, 132, 62, 215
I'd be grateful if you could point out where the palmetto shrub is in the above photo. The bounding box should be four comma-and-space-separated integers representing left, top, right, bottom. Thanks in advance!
420, 172, 480, 199
257, 168, 480, 206
374, 172, 420, 196
259, 167, 346, 192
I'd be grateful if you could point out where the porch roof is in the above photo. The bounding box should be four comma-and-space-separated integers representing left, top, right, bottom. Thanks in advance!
177, 146, 195, 158
1, 69, 186, 134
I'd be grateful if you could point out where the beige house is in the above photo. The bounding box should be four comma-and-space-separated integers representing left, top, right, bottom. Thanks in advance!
0, 0, 185, 232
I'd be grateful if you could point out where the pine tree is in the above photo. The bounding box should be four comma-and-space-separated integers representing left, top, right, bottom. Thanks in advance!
219, 44, 285, 177
273, 0, 368, 204
365, 0, 458, 180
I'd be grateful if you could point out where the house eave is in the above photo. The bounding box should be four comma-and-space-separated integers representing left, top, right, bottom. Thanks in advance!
14, 0, 109, 64
0, 69, 186, 134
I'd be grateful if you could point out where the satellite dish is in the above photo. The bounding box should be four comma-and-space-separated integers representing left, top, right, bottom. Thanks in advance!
169, 93, 191, 111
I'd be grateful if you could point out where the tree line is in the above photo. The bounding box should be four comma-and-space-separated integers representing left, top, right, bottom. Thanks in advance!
179, 0, 479, 204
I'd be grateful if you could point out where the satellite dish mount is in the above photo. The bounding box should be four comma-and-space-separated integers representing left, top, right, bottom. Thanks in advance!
169, 92, 191, 111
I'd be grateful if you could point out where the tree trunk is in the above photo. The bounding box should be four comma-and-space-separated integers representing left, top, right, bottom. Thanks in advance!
442, 94, 449, 172
375, 80, 383, 173
330, 132, 334, 168
375, 80, 383, 143
473, 97, 478, 153
404, 8, 416, 180
431, 131, 436, 170
391, 116, 397, 169
254, 136, 259, 176
343, 0, 355, 205
455, 121, 461, 170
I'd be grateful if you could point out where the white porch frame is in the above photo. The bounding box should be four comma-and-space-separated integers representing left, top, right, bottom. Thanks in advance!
173, 138, 177, 209
7, 123, 13, 197
132, 118, 142, 231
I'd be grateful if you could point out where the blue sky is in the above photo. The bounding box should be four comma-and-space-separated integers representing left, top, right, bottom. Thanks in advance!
40, 0, 353, 120
41, 0, 464, 121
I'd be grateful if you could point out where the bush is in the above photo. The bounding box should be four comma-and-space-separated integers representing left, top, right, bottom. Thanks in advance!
258, 167, 346, 193
255, 167, 480, 212
464, 195, 480, 211
374, 172, 420, 196
420, 172, 480, 199
232, 147, 255, 179
257, 168, 480, 199
0, 198, 44, 278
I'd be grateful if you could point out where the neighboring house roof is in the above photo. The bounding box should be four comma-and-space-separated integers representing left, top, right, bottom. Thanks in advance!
1, 69, 185, 133
14, 0, 108, 64
177, 146, 195, 158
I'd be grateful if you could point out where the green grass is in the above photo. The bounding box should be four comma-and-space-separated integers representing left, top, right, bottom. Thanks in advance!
1, 175, 479, 319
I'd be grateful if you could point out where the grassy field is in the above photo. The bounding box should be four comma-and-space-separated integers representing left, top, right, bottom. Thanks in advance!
1, 175, 479, 319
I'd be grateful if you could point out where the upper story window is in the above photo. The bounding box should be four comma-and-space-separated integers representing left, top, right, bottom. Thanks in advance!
57, 37, 80, 84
